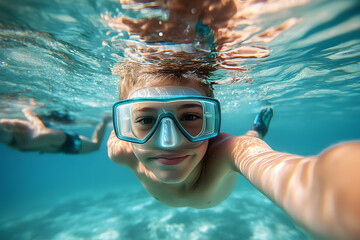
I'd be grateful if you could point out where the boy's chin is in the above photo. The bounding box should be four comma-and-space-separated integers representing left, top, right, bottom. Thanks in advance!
154, 171, 189, 184
159, 178, 186, 184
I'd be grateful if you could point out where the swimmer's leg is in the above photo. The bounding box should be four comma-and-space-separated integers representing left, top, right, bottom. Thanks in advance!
78, 115, 111, 154
246, 107, 273, 139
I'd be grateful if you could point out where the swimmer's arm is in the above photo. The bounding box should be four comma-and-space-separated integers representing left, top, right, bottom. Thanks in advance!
226, 136, 360, 239
107, 130, 137, 167
22, 108, 46, 128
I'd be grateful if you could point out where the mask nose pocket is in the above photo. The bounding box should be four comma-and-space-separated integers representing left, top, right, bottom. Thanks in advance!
154, 117, 182, 149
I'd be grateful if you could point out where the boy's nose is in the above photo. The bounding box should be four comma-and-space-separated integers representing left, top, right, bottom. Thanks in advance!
152, 117, 183, 149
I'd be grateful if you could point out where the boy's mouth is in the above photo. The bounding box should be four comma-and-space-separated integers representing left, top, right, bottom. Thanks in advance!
152, 154, 189, 165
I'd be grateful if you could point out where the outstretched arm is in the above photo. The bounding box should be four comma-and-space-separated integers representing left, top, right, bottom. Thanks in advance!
228, 136, 360, 239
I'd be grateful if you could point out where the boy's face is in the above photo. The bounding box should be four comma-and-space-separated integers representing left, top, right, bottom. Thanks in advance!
130, 80, 210, 184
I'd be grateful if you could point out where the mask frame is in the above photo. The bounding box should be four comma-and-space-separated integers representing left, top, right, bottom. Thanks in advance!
112, 96, 221, 144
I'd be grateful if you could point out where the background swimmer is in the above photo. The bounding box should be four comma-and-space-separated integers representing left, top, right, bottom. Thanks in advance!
0, 108, 111, 154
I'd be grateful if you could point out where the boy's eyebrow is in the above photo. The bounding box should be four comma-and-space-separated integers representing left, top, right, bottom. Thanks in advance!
176, 103, 202, 110
132, 102, 203, 112
132, 106, 156, 112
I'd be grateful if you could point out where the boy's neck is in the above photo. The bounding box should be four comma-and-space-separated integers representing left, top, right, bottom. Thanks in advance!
164, 159, 204, 194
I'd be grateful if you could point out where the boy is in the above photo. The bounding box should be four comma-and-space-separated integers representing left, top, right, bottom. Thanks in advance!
107, 61, 360, 239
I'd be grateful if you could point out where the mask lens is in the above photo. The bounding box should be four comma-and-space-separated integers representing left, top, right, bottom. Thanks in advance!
175, 100, 204, 137
114, 102, 134, 139
130, 102, 158, 139
130, 100, 205, 139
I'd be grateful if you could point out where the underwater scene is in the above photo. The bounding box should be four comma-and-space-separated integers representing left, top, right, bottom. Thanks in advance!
1, 0, 360, 239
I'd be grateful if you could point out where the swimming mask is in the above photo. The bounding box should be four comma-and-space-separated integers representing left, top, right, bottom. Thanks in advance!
112, 86, 221, 149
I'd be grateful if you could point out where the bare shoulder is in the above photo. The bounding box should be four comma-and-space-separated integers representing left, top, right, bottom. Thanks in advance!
208, 133, 272, 156
315, 141, 360, 183
207, 133, 273, 171
319, 141, 360, 161
107, 130, 138, 168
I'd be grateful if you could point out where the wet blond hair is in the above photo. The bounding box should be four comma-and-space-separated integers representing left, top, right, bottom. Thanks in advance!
112, 60, 215, 99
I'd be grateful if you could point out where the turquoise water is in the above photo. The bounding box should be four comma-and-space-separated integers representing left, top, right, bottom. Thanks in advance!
1, 0, 360, 239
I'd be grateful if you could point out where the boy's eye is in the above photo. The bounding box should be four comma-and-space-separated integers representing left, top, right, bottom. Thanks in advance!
136, 117, 156, 125
181, 114, 201, 121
